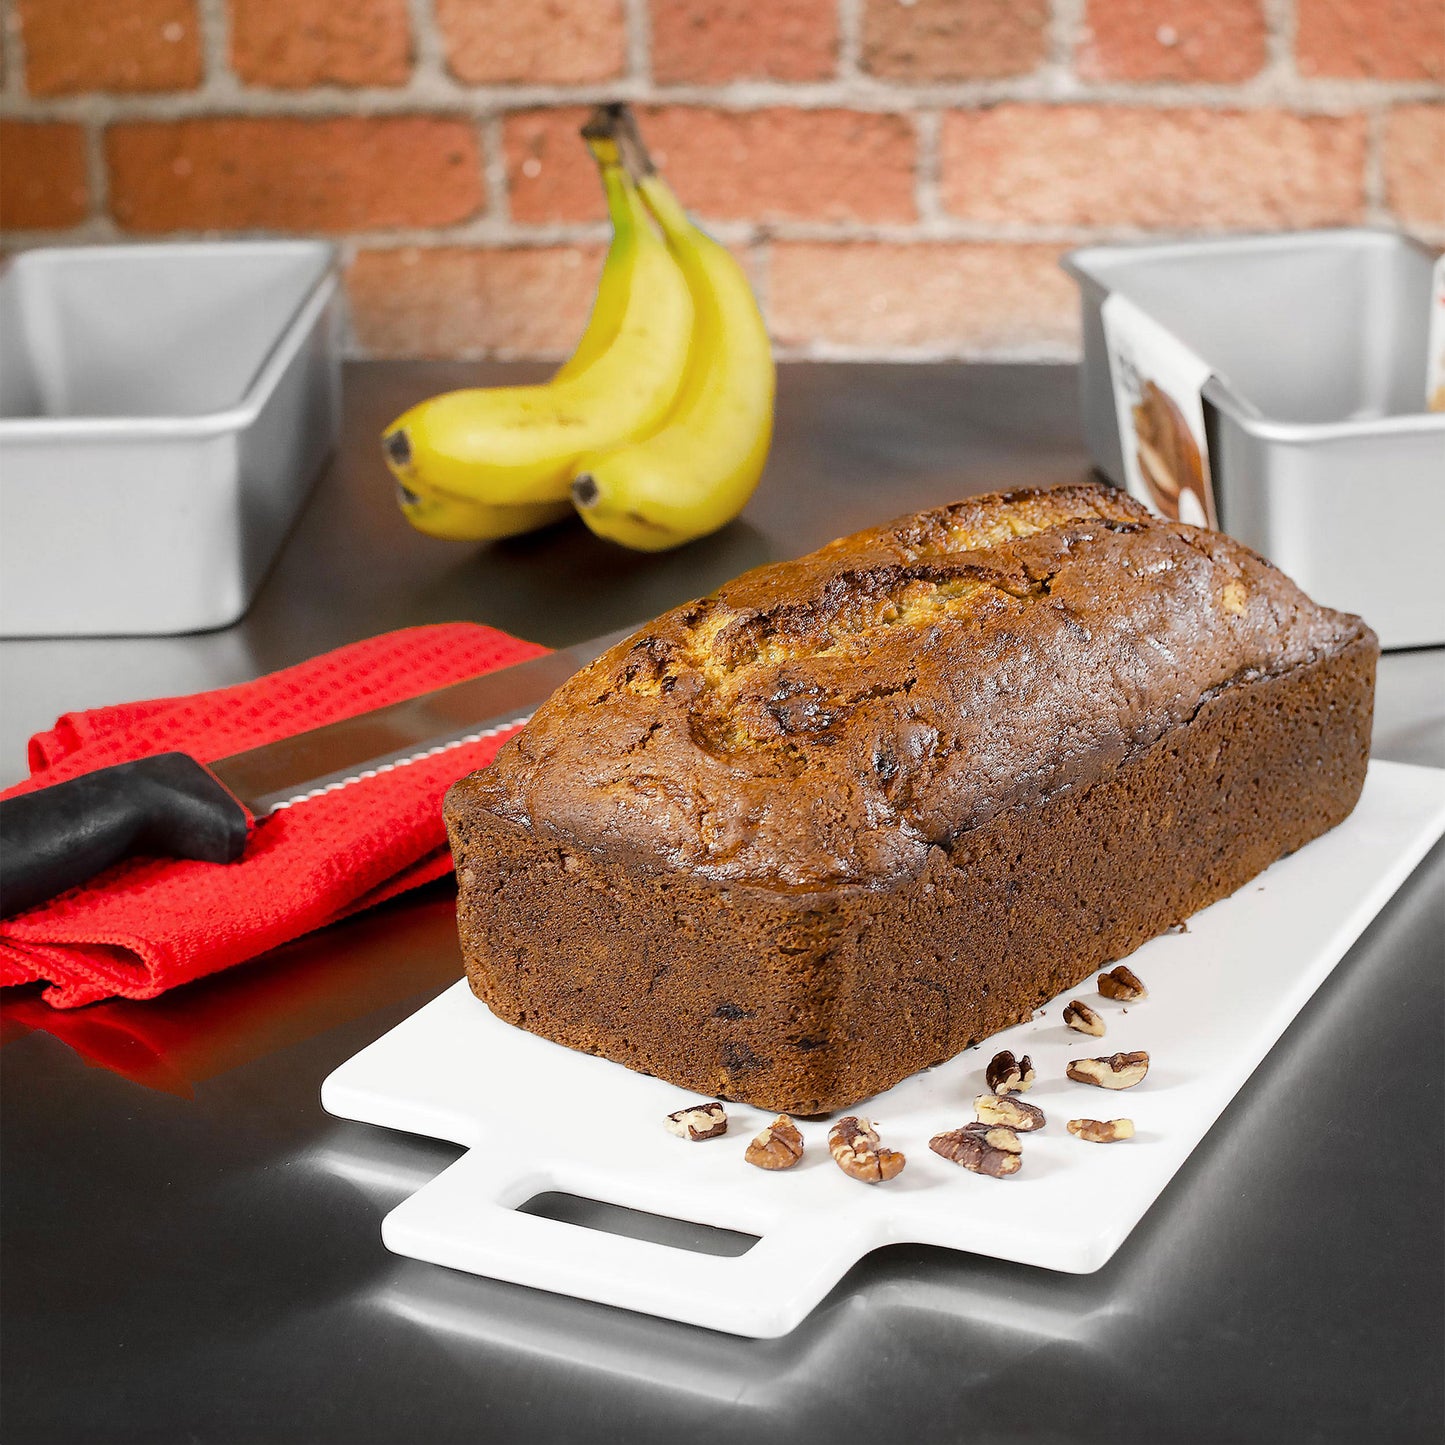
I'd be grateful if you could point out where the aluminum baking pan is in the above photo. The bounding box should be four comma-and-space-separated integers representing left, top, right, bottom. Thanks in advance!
0, 241, 342, 637
1064, 229, 1444, 649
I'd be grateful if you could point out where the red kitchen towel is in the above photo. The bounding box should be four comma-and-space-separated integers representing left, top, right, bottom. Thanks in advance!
0, 624, 548, 1009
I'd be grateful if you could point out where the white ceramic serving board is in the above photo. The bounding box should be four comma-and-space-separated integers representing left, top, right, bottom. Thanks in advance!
323, 760, 1445, 1338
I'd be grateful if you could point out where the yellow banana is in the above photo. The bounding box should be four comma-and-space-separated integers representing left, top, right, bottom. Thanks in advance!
550, 161, 633, 386
569, 158, 775, 552
395, 483, 571, 542
382, 141, 694, 512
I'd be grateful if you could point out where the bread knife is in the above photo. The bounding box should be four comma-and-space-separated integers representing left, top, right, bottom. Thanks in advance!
0, 625, 637, 920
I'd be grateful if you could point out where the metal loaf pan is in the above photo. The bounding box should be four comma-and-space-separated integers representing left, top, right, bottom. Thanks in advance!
1063, 229, 1445, 649
0, 241, 342, 637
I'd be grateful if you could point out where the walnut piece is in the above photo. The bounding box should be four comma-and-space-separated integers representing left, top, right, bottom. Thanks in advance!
1063, 999, 1105, 1036
1098, 965, 1147, 1002
828, 1116, 905, 1183
1067, 1051, 1150, 1090
974, 1092, 1046, 1132
930, 1122, 1023, 1178
664, 1100, 727, 1140
1067, 1117, 1135, 1143
985, 1050, 1036, 1095
745, 1115, 805, 1170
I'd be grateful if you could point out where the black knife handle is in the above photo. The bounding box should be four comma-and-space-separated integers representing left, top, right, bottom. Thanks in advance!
0, 753, 250, 920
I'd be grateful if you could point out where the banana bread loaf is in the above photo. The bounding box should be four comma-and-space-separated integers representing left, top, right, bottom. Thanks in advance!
444, 484, 1377, 1113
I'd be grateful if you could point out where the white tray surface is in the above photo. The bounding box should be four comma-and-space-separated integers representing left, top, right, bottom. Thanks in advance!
323, 760, 1445, 1337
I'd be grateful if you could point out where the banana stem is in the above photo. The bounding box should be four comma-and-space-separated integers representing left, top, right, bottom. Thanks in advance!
612, 106, 657, 181
580, 103, 656, 182
588, 106, 689, 241
579, 102, 625, 142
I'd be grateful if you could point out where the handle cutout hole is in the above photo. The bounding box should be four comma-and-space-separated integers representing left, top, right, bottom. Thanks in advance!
517, 1192, 758, 1258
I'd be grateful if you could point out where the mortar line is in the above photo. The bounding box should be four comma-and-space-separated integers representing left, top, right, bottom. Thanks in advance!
481, 112, 511, 224
3, 73, 1441, 125
1, 0, 23, 98
1261, 0, 1297, 75
335, 234, 361, 355
837, 0, 864, 80
748, 234, 772, 319
1362, 105, 1388, 225
195, 0, 233, 95
625, 0, 651, 83
912, 109, 943, 225
1049, 0, 1087, 97
338, 337, 1087, 363
407, 0, 446, 82
82, 106, 108, 225
25, 214, 1431, 251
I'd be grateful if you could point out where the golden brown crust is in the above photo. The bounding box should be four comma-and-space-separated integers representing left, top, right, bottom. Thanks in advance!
456, 484, 1368, 890
444, 483, 1379, 1113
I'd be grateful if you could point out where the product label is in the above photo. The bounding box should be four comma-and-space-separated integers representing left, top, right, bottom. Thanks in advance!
1101, 292, 1218, 530
1428, 253, 1445, 413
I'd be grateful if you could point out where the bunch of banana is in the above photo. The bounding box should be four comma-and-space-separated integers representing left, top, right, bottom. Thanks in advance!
382, 104, 775, 551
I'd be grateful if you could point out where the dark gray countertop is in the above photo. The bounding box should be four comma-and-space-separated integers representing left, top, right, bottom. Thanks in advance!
3, 362, 1442, 1445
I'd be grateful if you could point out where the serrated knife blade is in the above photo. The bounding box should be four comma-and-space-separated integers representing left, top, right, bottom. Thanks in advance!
0, 625, 639, 920
215, 624, 637, 817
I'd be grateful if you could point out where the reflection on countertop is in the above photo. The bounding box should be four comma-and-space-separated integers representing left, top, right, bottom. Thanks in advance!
0, 879, 463, 1095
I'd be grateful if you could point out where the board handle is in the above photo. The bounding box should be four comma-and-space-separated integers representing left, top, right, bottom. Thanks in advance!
381, 1151, 862, 1338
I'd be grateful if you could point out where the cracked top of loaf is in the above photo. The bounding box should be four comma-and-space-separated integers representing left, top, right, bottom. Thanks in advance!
452, 484, 1371, 889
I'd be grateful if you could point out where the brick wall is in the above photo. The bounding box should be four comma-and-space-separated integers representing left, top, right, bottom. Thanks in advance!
1, 0, 1441, 361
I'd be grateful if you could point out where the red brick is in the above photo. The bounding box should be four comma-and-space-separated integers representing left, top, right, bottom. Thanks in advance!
0, 121, 88, 229
1078, 0, 1267, 83
502, 108, 594, 222
18, 0, 201, 95
348, 245, 609, 357
436, 0, 625, 84
229, 0, 412, 88
769, 242, 1077, 352
106, 118, 484, 233
651, 0, 839, 83
1297, 0, 1445, 80
1385, 105, 1445, 230
505, 107, 916, 225
861, 0, 1048, 81
641, 106, 909, 227
940, 106, 1366, 230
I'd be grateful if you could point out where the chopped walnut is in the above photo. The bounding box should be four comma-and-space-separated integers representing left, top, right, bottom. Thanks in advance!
664, 1100, 728, 1140
1098, 965, 1147, 1002
828, 1116, 905, 1183
974, 1092, 1046, 1132
1067, 1117, 1135, 1143
745, 1115, 805, 1170
1066, 1051, 1150, 1090
1063, 999, 1105, 1036
985, 1050, 1036, 1095
930, 1122, 1023, 1178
